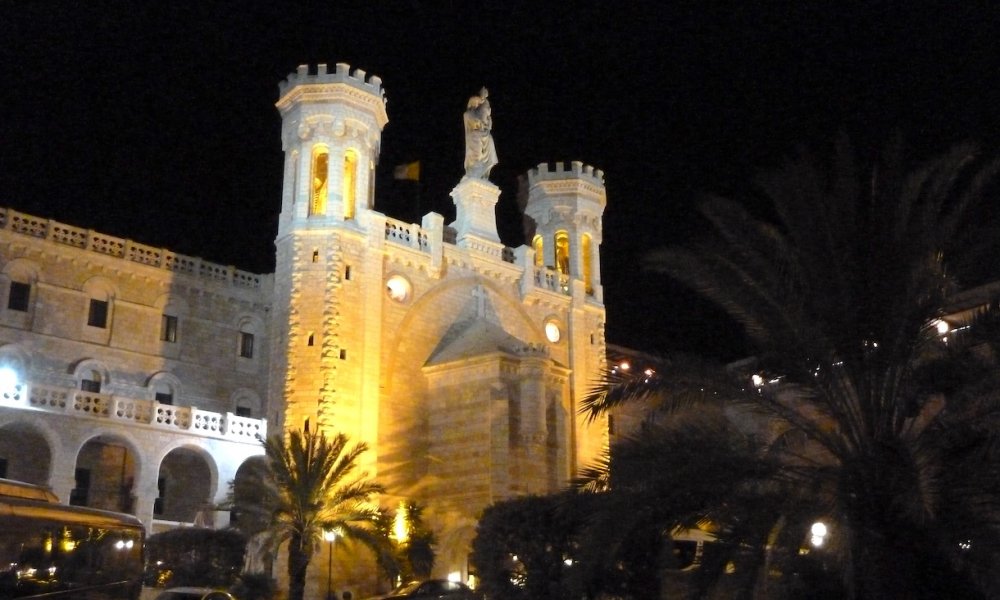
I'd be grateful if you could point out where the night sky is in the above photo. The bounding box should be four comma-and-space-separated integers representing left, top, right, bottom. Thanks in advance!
3, 2, 1000, 359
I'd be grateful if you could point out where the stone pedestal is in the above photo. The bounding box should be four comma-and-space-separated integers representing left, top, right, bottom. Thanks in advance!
450, 178, 502, 255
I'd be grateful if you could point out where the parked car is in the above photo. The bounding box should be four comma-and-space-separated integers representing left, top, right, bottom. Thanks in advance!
364, 579, 481, 599
154, 587, 237, 600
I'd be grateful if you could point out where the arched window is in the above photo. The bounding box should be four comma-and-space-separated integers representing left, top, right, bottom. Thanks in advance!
554, 231, 570, 276
148, 372, 181, 406
343, 150, 358, 219
532, 235, 544, 267
310, 146, 329, 216
581, 233, 593, 295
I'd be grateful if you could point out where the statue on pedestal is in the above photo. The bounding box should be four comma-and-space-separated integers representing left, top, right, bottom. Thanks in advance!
463, 87, 498, 180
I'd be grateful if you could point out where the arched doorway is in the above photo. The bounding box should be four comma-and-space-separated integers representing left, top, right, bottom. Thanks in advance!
155, 446, 214, 524
72, 434, 138, 513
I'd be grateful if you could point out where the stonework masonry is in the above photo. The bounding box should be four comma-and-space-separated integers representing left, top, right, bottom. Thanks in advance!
0, 62, 608, 594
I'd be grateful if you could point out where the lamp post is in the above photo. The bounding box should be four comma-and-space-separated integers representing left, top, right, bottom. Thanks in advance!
323, 529, 337, 600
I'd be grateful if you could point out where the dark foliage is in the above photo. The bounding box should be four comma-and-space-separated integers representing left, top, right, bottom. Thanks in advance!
582, 140, 1000, 599
144, 527, 246, 589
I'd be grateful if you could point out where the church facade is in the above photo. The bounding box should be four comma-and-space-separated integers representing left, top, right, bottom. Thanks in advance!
0, 63, 608, 584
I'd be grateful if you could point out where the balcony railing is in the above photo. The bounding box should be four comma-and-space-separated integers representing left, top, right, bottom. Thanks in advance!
0, 382, 265, 443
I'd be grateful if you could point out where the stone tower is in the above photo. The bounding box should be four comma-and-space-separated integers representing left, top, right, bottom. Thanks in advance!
271, 63, 388, 448
524, 161, 608, 467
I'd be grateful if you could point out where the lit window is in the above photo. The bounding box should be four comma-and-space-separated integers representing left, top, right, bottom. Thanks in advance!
581, 233, 593, 295
239, 332, 255, 358
554, 231, 570, 275
344, 150, 358, 219
161, 314, 178, 343
532, 235, 544, 266
87, 299, 108, 328
7, 281, 29, 312
310, 146, 329, 216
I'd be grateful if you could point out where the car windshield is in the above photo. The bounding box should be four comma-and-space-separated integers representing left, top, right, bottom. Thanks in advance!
387, 581, 424, 596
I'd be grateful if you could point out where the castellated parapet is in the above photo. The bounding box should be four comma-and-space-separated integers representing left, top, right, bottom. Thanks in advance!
276, 63, 388, 129
278, 63, 385, 99
528, 161, 605, 187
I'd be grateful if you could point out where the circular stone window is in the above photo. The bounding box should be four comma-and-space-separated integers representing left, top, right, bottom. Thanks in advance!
386, 275, 412, 303
544, 320, 562, 343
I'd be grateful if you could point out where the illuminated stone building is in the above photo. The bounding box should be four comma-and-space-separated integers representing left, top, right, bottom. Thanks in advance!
0, 63, 608, 587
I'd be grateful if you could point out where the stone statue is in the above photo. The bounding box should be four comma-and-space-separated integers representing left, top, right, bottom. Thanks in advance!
464, 87, 498, 180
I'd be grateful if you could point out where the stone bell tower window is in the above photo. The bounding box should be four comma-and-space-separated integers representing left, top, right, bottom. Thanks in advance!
581, 233, 593, 295
532, 235, 544, 267
310, 146, 329, 216
343, 149, 358, 219
554, 231, 570, 276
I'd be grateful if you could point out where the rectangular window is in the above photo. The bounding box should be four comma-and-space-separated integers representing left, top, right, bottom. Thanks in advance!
235, 406, 252, 418
87, 299, 108, 328
0, 457, 7, 479
161, 314, 178, 343
155, 392, 173, 405
7, 281, 30, 312
239, 332, 254, 358
81, 379, 101, 393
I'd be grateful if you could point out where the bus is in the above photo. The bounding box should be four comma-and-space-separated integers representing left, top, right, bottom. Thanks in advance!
0, 478, 145, 599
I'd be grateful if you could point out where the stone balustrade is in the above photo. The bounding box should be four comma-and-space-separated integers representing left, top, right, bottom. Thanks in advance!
0, 207, 265, 290
1, 381, 266, 443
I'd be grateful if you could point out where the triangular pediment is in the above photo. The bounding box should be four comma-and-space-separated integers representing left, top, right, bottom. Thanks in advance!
425, 318, 529, 366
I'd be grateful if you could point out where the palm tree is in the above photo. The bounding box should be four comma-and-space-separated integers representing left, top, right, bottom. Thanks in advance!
584, 139, 1000, 598
260, 428, 388, 600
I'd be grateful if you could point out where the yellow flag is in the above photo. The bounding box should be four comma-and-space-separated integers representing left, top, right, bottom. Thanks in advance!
393, 161, 420, 181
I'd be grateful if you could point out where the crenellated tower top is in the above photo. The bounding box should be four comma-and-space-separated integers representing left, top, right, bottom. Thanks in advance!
528, 160, 605, 186
527, 161, 607, 210
276, 63, 388, 127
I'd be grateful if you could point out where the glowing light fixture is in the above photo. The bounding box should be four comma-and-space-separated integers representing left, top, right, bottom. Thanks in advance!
544, 321, 561, 343
386, 275, 412, 303
447, 571, 461, 583
810, 521, 828, 547
0, 366, 18, 395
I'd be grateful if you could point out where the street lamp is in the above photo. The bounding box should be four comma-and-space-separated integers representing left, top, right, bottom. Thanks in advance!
323, 528, 338, 600
810, 521, 828, 548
